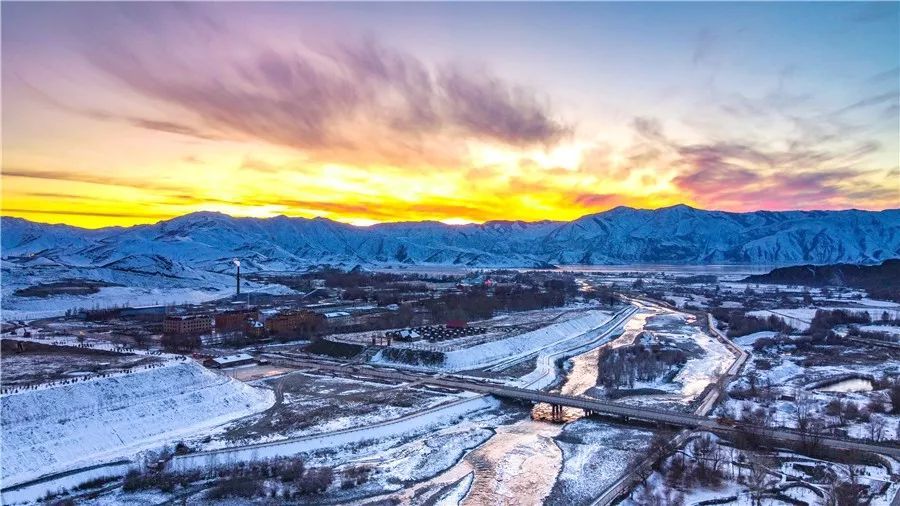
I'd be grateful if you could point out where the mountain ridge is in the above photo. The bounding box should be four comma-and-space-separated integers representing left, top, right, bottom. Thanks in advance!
2, 203, 891, 232
742, 259, 900, 301
2, 207, 899, 285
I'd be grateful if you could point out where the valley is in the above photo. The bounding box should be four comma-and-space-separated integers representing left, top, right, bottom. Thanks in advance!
2, 260, 899, 505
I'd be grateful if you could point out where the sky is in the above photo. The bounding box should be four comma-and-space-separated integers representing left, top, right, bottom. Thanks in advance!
2, 2, 898, 228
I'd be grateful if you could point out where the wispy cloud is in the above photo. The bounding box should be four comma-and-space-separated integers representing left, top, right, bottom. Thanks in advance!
3, 167, 189, 193
76, 6, 569, 167
1, 207, 175, 220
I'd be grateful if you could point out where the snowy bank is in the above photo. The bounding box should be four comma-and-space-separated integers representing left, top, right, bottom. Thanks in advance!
373, 310, 619, 372
170, 394, 499, 473
1, 361, 274, 487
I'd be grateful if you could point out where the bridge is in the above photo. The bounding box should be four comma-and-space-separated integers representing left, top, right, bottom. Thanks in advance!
269, 354, 900, 459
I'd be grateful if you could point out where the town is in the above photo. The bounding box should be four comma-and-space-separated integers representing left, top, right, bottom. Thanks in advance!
2, 2, 898, 504
2, 261, 899, 505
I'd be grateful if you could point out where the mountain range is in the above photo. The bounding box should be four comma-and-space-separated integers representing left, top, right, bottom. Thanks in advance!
2, 205, 899, 294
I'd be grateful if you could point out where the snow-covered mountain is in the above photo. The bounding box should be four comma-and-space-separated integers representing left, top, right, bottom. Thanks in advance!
3, 206, 899, 283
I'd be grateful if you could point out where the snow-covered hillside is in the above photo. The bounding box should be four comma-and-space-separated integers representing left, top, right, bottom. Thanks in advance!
2, 206, 898, 308
1, 361, 274, 486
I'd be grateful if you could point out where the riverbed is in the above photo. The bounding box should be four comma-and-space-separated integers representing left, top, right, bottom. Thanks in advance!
355, 308, 655, 505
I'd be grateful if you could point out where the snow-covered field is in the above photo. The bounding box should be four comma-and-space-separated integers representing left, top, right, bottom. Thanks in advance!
327, 306, 597, 353
857, 324, 900, 337
0, 282, 299, 321
588, 304, 736, 410
1, 361, 274, 486
625, 434, 900, 506
171, 394, 498, 473
647, 312, 733, 402
748, 307, 900, 331
205, 372, 467, 448
718, 334, 900, 442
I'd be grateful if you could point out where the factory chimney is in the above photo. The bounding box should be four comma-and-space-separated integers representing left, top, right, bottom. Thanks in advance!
233, 259, 241, 296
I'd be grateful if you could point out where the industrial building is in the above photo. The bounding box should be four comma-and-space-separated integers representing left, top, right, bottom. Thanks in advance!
264, 310, 325, 336
214, 308, 259, 332
121, 305, 168, 321
163, 314, 213, 335
203, 353, 255, 369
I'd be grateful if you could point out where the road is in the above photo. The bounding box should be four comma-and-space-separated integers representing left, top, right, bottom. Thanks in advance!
8, 302, 896, 504
844, 335, 900, 350
266, 300, 899, 505
586, 304, 751, 506
269, 353, 900, 459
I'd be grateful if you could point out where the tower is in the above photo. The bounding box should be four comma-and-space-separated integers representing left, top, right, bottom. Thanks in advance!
233, 259, 241, 296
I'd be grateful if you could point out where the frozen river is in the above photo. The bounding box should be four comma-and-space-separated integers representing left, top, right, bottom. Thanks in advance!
361, 309, 654, 504
817, 377, 874, 393
354, 301, 726, 504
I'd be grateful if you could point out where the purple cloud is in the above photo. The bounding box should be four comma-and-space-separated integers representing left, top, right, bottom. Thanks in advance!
76, 7, 569, 161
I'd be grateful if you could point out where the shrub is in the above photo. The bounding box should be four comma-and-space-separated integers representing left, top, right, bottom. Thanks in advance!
205, 477, 261, 500
122, 469, 202, 493
342, 465, 372, 488
73, 475, 118, 491
279, 460, 305, 482
297, 467, 334, 495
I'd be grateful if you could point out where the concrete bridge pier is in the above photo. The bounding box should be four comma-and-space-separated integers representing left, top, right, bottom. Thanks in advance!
551, 404, 564, 422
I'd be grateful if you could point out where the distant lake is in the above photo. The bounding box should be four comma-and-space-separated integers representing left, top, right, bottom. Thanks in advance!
542, 264, 775, 275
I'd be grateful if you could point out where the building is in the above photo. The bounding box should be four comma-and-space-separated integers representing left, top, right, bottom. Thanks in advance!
265, 310, 325, 336
163, 314, 213, 335
245, 320, 266, 339
121, 305, 168, 321
81, 308, 122, 321
257, 308, 280, 322
204, 353, 255, 369
215, 308, 259, 332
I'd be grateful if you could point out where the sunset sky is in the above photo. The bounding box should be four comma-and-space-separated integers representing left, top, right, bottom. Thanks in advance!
2, 2, 898, 228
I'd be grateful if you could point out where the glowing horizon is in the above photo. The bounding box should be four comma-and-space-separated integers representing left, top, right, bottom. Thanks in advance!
2, 3, 898, 229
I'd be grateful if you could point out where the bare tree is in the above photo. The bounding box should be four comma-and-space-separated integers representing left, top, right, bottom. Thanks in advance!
748, 373, 758, 397
844, 402, 860, 421
666, 452, 690, 488
746, 454, 775, 506
802, 417, 826, 455
795, 388, 813, 432
826, 399, 849, 425
868, 415, 886, 442
888, 379, 900, 415
692, 435, 723, 486
827, 465, 863, 506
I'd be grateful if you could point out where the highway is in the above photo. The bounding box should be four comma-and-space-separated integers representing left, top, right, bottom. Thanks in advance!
586, 306, 751, 506
269, 353, 900, 459
267, 299, 899, 506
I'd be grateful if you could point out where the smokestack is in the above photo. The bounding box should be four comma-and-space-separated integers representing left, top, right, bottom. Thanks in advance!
233, 259, 241, 296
